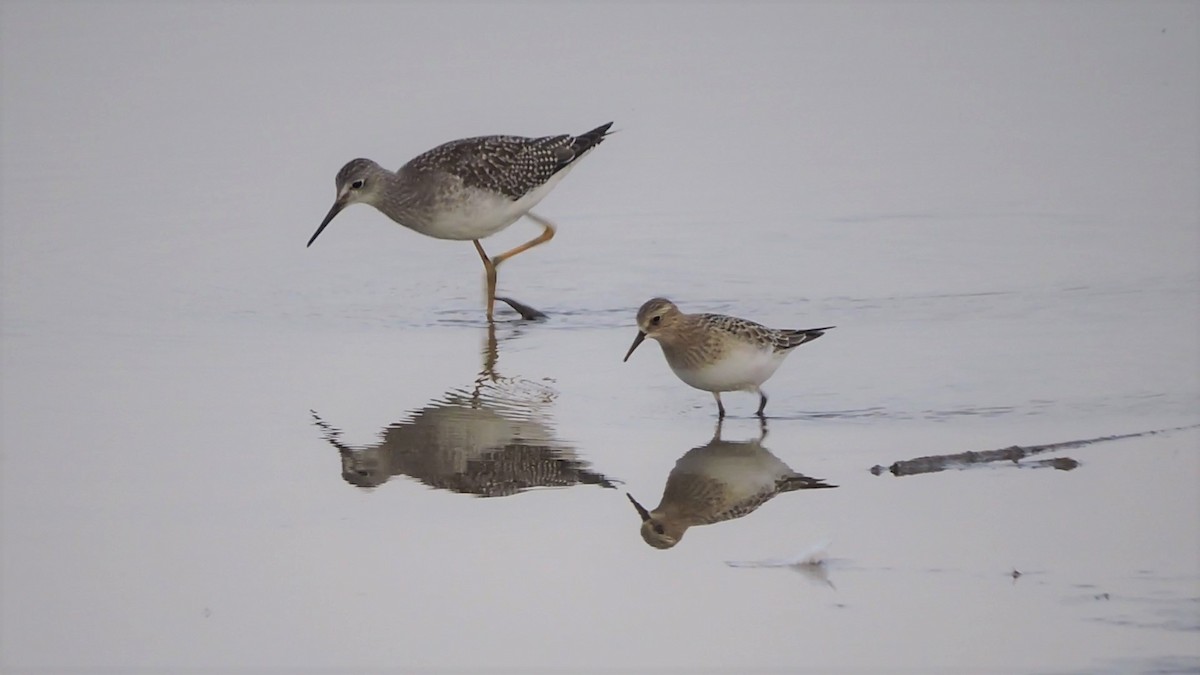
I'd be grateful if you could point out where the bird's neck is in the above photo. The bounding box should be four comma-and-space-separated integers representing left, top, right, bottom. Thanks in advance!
374, 170, 421, 224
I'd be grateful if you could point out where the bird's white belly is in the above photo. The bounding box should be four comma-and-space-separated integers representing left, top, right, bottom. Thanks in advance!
418, 167, 572, 241
670, 344, 784, 393
419, 192, 524, 240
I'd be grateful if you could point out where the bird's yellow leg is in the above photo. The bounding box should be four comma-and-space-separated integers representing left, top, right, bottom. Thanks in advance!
473, 239, 497, 321
492, 212, 557, 268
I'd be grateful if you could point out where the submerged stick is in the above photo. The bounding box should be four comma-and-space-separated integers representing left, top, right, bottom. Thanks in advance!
869, 424, 1199, 477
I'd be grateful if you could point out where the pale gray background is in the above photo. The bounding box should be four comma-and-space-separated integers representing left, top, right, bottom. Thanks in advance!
2, 2, 1197, 673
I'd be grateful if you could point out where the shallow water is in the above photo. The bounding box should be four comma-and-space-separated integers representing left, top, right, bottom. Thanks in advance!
3, 2, 1198, 673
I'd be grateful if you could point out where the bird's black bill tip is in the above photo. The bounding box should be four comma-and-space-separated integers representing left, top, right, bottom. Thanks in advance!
623, 331, 647, 362
307, 201, 346, 248
626, 492, 651, 522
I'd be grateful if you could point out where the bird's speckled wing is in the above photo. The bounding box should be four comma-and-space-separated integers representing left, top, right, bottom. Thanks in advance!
400, 123, 611, 200
698, 314, 831, 353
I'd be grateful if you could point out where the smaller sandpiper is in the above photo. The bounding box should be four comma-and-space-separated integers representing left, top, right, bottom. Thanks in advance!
623, 298, 833, 418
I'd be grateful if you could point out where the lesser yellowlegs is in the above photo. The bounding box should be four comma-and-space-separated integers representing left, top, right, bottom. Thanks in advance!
623, 298, 833, 418
308, 122, 613, 319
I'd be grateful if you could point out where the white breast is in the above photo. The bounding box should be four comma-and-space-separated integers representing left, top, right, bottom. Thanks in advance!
669, 343, 786, 393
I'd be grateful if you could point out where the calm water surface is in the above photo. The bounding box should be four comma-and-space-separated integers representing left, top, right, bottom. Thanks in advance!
3, 2, 1197, 673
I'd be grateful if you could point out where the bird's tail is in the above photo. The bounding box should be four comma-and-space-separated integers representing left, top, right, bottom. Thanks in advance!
779, 474, 838, 492
571, 121, 614, 156
780, 326, 835, 350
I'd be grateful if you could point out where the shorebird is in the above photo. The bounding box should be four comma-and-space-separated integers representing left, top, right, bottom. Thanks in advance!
626, 422, 836, 549
308, 122, 613, 319
623, 298, 833, 418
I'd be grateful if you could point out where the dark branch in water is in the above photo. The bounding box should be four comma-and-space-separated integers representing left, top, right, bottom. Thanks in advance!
869, 424, 1199, 477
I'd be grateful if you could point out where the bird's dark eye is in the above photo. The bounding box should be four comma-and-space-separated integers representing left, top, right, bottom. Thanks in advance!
653, 524, 665, 535
650, 315, 662, 326
350, 179, 365, 189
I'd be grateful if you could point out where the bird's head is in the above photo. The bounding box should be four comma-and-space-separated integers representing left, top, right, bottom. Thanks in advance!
307, 158, 387, 247
623, 297, 682, 362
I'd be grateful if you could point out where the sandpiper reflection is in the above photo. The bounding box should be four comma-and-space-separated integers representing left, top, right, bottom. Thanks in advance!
626, 420, 836, 549
312, 324, 617, 496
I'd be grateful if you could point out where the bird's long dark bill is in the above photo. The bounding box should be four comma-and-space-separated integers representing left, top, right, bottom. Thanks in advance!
626, 493, 652, 522
307, 200, 346, 247
623, 331, 647, 362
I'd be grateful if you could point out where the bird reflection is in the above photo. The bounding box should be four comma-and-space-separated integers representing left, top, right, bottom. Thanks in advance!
312, 323, 617, 496
626, 420, 836, 549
